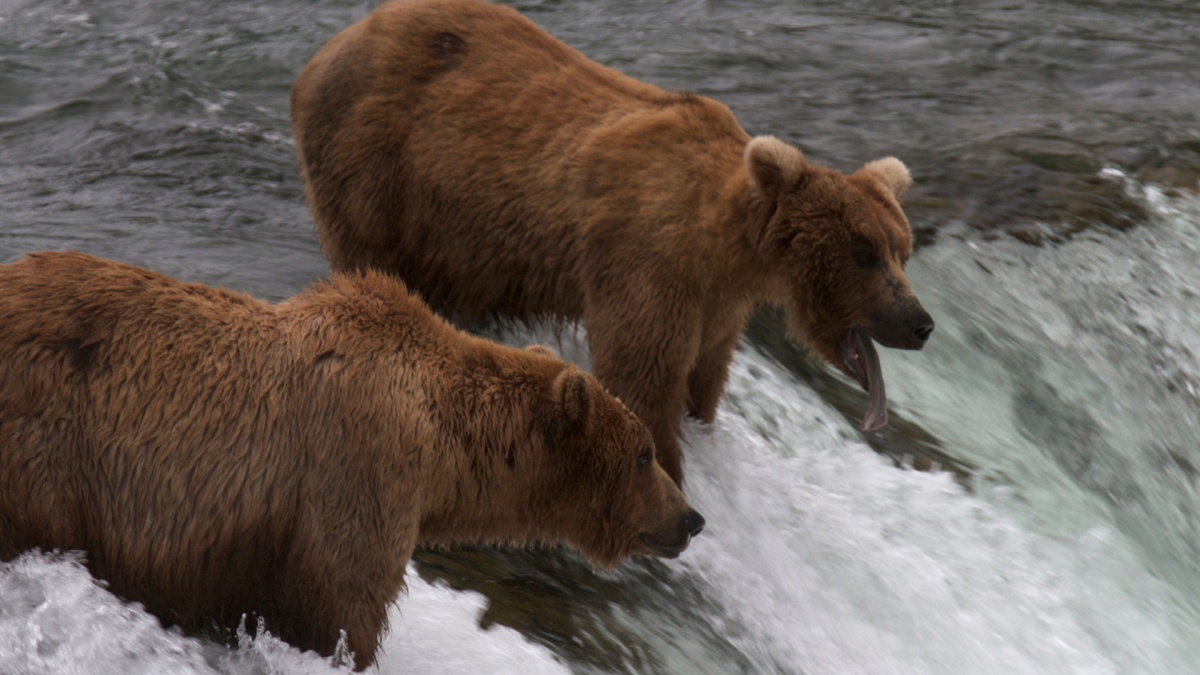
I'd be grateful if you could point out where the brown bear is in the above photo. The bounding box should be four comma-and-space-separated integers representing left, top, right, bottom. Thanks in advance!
291, 0, 935, 487
0, 251, 704, 671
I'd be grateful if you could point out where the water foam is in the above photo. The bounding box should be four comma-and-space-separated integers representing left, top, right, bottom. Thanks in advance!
677, 349, 1166, 674
498, 320, 1188, 674
873, 183, 1200, 670
0, 552, 566, 674
0, 551, 215, 675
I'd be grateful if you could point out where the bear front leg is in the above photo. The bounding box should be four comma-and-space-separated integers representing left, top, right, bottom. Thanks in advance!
686, 333, 740, 423
276, 548, 395, 670
585, 287, 701, 487
292, 554, 408, 671
280, 501, 416, 671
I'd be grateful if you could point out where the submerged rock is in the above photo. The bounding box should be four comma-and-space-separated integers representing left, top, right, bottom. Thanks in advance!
966, 165, 1146, 244
901, 139, 1199, 249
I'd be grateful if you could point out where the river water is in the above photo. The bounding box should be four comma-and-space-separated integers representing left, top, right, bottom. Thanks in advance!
2, 0, 1199, 673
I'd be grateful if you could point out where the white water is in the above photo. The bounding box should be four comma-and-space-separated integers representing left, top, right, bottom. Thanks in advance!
0, 552, 570, 675
2, 184, 1198, 674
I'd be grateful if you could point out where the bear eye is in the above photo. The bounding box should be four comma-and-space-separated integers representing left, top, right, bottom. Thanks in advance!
853, 246, 879, 270
637, 450, 653, 468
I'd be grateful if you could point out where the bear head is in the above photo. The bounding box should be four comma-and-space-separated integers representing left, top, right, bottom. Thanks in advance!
537, 363, 704, 568
745, 136, 934, 431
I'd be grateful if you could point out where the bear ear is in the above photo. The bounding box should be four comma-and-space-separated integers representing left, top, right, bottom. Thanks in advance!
526, 344, 557, 358
745, 135, 806, 203
552, 368, 594, 435
859, 157, 912, 197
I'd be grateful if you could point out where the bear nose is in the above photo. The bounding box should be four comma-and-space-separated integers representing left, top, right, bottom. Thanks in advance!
683, 510, 706, 538
911, 313, 935, 345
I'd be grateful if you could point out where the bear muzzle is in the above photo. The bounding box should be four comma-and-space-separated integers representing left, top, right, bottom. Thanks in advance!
639, 508, 706, 559
867, 302, 935, 351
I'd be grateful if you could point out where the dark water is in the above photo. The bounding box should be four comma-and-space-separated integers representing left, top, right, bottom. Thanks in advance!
2, 1, 1200, 673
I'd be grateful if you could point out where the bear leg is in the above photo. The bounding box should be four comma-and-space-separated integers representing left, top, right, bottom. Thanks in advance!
585, 288, 701, 487
686, 333, 740, 423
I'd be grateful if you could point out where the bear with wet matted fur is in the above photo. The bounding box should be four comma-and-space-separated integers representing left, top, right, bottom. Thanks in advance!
0, 251, 703, 671
291, 0, 934, 486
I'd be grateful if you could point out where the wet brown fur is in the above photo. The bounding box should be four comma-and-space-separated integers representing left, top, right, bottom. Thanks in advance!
291, 0, 931, 485
0, 251, 698, 671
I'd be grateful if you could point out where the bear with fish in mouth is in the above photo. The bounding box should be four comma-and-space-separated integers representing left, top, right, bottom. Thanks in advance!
0, 251, 704, 671
291, 0, 935, 486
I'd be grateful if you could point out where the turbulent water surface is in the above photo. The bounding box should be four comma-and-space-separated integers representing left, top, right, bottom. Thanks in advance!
2, 0, 1199, 673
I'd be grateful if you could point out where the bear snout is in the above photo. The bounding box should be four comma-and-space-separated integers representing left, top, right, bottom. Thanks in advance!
639, 507, 705, 559
909, 309, 935, 346
684, 509, 706, 538
869, 302, 935, 351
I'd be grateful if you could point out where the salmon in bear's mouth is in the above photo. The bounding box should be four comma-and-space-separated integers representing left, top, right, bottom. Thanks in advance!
840, 328, 888, 431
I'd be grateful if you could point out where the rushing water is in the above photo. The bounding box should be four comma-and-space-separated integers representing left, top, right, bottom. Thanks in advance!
2, 0, 1199, 673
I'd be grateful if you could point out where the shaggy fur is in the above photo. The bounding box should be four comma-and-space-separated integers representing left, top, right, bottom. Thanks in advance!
291, 0, 934, 485
0, 251, 702, 671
